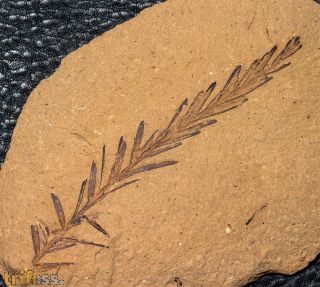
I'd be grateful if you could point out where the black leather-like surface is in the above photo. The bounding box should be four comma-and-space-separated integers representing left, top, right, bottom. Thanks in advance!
0, 1, 319, 287
245, 255, 320, 287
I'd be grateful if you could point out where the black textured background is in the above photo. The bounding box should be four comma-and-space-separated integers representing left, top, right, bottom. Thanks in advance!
0, 1, 319, 286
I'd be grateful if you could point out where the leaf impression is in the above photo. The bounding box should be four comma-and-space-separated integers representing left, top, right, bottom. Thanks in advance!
51, 193, 66, 228
31, 225, 41, 257
83, 215, 110, 237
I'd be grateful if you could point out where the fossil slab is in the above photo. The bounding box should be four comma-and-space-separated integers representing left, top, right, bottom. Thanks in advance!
1, 0, 320, 286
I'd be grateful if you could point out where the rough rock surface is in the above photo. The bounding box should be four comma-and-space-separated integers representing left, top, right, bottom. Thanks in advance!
1, 0, 319, 286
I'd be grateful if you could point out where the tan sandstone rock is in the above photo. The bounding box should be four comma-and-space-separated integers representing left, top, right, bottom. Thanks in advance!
0, 0, 319, 286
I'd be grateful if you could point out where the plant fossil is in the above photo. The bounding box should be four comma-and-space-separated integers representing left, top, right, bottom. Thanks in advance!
29, 36, 302, 271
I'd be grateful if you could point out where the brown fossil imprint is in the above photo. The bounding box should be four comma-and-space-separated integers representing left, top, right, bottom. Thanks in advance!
28, 36, 301, 271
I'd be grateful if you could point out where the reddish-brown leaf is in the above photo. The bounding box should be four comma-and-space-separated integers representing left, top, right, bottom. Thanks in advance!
235, 76, 273, 99
182, 119, 217, 133
78, 240, 108, 248
31, 225, 41, 257
159, 99, 188, 138
130, 121, 145, 164
48, 242, 77, 253
224, 65, 242, 91
208, 66, 241, 108
83, 215, 110, 237
73, 179, 87, 218
148, 142, 182, 158
141, 130, 158, 152
257, 45, 277, 71
37, 222, 50, 244
96, 179, 140, 204
51, 193, 66, 228
63, 237, 108, 248
110, 136, 127, 176
109, 179, 140, 194
174, 130, 201, 142
100, 145, 106, 188
201, 96, 248, 119
168, 98, 188, 127
88, 161, 97, 202
126, 161, 177, 178
189, 82, 216, 115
